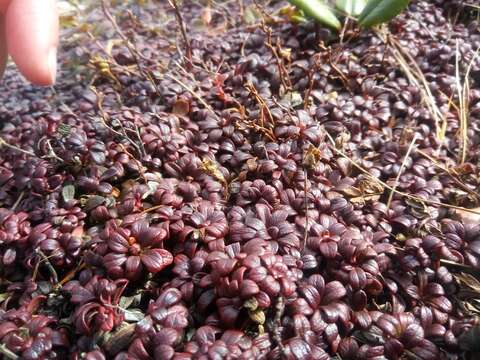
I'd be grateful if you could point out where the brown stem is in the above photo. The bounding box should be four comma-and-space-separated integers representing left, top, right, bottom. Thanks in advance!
440, 259, 480, 277
272, 297, 285, 354
101, 0, 161, 94
37, 249, 59, 284
302, 167, 309, 252
323, 130, 480, 216
168, 0, 192, 68
10, 191, 24, 211
55, 262, 86, 290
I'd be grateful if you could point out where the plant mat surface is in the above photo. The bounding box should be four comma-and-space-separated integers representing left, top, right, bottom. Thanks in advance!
0, 0, 480, 359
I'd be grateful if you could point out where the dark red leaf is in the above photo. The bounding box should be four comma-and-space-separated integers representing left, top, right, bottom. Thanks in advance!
141, 248, 173, 273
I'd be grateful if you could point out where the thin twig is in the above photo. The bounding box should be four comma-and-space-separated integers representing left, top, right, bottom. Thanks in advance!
440, 259, 480, 277
323, 130, 480, 216
37, 250, 59, 284
416, 149, 480, 200
10, 191, 25, 211
0, 137, 36, 157
165, 73, 219, 119
245, 82, 275, 127
303, 167, 309, 252
464, 3, 480, 10
304, 54, 321, 109
32, 256, 40, 283
339, 17, 349, 45
55, 262, 86, 290
101, 0, 161, 94
455, 40, 467, 164
0, 344, 18, 360
386, 133, 418, 208
50, 86, 79, 119
237, 0, 244, 18
272, 297, 285, 354
260, 23, 292, 91
379, 31, 445, 142
45, 139, 64, 162
133, 124, 146, 158
328, 50, 352, 92
455, 41, 480, 164
115, 116, 143, 156
100, 0, 142, 59
168, 0, 192, 67
141, 204, 164, 214
116, 143, 147, 182
90, 86, 144, 157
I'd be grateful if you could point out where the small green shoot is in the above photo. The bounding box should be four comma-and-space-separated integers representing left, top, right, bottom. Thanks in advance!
288, 0, 341, 30
287, 0, 411, 31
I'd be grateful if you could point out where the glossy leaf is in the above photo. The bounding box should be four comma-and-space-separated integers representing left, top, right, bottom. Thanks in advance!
336, 0, 367, 16
358, 0, 410, 28
288, 0, 341, 30
322, 281, 347, 304
141, 248, 173, 273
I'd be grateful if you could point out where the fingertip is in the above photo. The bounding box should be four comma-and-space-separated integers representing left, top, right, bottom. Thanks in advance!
0, 51, 6, 83
5, 0, 58, 86
0, 15, 7, 79
48, 46, 57, 84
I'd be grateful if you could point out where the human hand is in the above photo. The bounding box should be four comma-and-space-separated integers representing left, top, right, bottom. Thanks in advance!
0, 0, 58, 85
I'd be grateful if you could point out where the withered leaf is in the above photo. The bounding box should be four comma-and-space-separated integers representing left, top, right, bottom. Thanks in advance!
172, 98, 190, 116
452, 207, 480, 224
103, 322, 136, 355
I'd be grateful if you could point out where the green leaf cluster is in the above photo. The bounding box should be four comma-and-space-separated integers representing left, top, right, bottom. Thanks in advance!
288, 0, 410, 30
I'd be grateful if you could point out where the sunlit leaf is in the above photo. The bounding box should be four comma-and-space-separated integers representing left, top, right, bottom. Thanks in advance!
124, 308, 145, 322
172, 98, 190, 116
336, 0, 367, 16
291, 14, 309, 23
119, 294, 142, 309
281, 91, 303, 108
62, 184, 76, 202
249, 309, 266, 324
201, 6, 212, 26
453, 207, 480, 224
288, 0, 341, 30
358, 0, 410, 28
0, 293, 9, 302
60, 15, 77, 29
244, 5, 262, 24
58, 1, 78, 16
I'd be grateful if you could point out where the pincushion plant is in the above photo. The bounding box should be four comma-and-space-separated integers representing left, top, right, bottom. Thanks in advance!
288, 0, 411, 30
1, 1, 480, 359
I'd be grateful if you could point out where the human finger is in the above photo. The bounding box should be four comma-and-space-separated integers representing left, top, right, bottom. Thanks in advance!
5, 0, 59, 85
0, 15, 7, 79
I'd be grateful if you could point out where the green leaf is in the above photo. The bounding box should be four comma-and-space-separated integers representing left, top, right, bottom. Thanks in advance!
123, 308, 145, 322
356, 0, 381, 22
281, 91, 303, 108
288, 0, 341, 30
62, 184, 75, 202
119, 294, 142, 309
358, 0, 410, 28
336, 0, 367, 16
291, 14, 309, 23
243, 5, 261, 24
